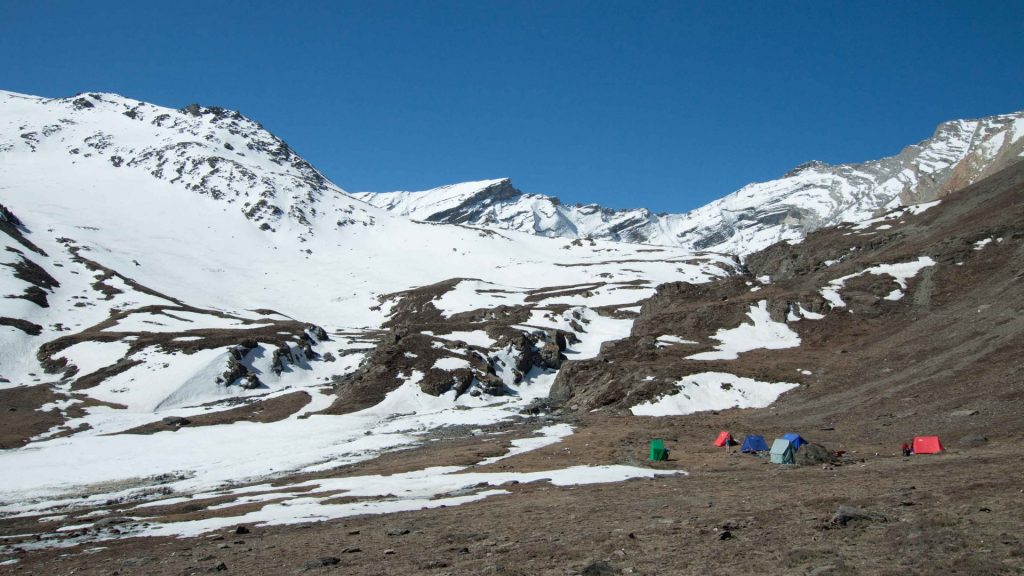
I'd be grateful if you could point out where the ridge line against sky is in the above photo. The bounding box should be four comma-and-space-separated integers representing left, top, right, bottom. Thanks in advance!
2, 0, 1022, 212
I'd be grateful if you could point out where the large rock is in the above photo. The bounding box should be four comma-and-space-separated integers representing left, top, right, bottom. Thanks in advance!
538, 341, 565, 369
477, 372, 506, 396
271, 345, 291, 375
238, 374, 262, 389
419, 368, 473, 397
305, 324, 329, 341
831, 505, 888, 526
217, 356, 248, 386
797, 443, 837, 466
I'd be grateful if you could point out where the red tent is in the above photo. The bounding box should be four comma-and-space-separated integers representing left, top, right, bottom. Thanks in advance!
714, 431, 734, 447
913, 436, 944, 454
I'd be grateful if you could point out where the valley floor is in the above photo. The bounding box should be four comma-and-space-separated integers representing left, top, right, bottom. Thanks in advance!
2, 411, 1020, 576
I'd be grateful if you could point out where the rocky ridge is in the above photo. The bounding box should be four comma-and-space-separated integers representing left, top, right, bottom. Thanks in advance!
356, 112, 1024, 254
0, 90, 375, 237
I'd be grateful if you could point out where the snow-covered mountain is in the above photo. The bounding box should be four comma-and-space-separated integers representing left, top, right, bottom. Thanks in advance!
0, 90, 376, 238
355, 112, 1024, 254
0, 89, 740, 531
1, 88, 737, 388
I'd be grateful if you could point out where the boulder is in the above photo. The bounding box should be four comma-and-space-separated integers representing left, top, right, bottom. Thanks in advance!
547, 329, 568, 351
520, 397, 554, 415
538, 341, 565, 369
271, 346, 291, 375
957, 434, 988, 447
513, 346, 540, 375
238, 374, 262, 389
477, 372, 506, 396
303, 557, 340, 569
299, 341, 317, 360
797, 443, 837, 466
831, 505, 888, 526
217, 356, 247, 385
71, 97, 95, 110
229, 340, 258, 361
161, 416, 190, 427
419, 368, 473, 397
581, 560, 620, 575
306, 324, 329, 341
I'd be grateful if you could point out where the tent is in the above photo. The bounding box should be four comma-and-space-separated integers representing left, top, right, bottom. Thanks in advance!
770, 438, 795, 464
714, 431, 735, 447
913, 436, 944, 454
649, 439, 668, 461
783, 433, 808, 451
740, 434, 770, 453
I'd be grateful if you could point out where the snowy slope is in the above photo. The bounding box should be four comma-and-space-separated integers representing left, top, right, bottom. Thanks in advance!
356, 111, 1024, 254
0, 90, 739, 522
0, 90, 729, 334
0, 90, 375, 237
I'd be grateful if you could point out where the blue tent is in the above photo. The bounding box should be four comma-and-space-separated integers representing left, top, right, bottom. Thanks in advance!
740, 434, 770, 453
783, 433, 808, 451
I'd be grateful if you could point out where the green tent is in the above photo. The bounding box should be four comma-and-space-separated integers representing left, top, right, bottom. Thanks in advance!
770, 438, 795, 464
649, 439, 668, 461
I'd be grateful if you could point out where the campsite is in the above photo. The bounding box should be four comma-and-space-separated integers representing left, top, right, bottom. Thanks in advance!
5, 408, 1012, 576
685, 430, 943, 467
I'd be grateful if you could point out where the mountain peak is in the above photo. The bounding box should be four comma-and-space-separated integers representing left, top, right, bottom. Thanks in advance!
359, 109, 1024, 253
0, 89, 373, 238
782, 159, 830, 178
352, 178, 520, 223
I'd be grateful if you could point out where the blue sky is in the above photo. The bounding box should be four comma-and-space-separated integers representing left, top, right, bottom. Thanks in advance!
3, 1, 1022, 212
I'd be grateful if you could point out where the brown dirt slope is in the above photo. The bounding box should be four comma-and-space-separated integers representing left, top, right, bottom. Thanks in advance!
551, 159, 1024, 447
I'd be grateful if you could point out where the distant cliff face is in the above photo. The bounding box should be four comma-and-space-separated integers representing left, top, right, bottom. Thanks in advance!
356, 112, 1024, 254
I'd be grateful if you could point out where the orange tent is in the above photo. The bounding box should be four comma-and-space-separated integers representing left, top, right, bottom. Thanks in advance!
714, 431, 734, 447
913, 436, 944, 454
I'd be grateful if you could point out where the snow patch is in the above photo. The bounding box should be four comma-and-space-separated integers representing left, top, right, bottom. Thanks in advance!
655, 335, 697, 348
630, 372, 798, 416
432, 357, 471, 371
477, 423, 573, 465
819, 256, 936, 308
687, 301, 800, 361
57, 341, 131, 378
432, 330, 496, 348
906, 200, 941, 215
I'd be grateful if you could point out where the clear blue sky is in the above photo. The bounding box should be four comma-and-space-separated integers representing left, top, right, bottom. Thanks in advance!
3, 1, 1022, 212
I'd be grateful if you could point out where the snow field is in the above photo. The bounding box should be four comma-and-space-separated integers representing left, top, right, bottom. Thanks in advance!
630, 372, 799, 416
137, 464, 682, 538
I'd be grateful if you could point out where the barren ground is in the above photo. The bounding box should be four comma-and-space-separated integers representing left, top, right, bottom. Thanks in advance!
2, 407, 1021, 575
